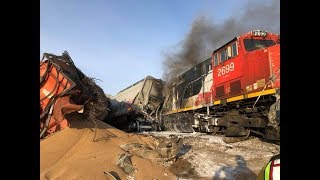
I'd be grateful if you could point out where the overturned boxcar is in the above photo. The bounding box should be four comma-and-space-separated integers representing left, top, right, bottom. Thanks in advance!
40, 51, 111, 139
105, 76, 165, 132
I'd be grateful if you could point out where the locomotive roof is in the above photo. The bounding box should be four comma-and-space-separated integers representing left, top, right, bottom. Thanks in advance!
174, 30, 279, 85
212, 30, 279, 53
213, 37, 237, 54
177, 57, 211, 79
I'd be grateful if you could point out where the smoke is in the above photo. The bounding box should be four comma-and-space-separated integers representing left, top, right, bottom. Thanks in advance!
162, 0, 279, 84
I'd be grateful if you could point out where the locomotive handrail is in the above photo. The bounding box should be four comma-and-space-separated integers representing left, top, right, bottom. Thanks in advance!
253, 68, 280, 109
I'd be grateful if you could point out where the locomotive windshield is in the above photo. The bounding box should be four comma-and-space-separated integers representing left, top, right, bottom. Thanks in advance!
243, 39, 276, 52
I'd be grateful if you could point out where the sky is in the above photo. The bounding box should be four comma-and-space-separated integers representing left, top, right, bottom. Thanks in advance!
40, 0, 278, 96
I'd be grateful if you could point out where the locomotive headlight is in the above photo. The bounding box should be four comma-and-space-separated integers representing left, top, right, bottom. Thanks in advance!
252, 30, 267, 37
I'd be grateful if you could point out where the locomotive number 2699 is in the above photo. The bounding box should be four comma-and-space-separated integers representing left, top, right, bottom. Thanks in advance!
217, 62, 235, 76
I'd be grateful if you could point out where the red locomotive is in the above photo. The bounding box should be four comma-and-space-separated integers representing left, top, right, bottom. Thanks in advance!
162, 30, 280, 141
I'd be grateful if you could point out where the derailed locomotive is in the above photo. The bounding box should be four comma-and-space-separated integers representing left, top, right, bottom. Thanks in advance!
162, 30, 280, 141
106, 30, 280, 141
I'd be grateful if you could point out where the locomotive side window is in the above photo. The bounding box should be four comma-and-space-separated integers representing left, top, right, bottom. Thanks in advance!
227, 46, 232, 59
220, 49, 227, 63
205, 62, 212, 73
243, 39, 276, 52
214, 54, 219, 67
231, 42, 238, 57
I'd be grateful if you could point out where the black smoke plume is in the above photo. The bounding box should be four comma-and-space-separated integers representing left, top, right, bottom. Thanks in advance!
162, 0, 279, 84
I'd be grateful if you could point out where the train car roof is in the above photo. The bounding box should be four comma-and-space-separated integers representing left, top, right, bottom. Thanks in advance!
116, 75, 162, 94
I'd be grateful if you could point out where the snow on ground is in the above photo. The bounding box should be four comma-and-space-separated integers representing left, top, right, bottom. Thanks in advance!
143, 131, 280, 179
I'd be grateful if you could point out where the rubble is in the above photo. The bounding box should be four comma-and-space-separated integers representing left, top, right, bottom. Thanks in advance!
116, 154, 136, 174
119, 135, 189, 162
146, 131, 280, 179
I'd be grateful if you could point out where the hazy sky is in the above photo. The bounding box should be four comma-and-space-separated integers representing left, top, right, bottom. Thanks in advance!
40, 0, 278, 95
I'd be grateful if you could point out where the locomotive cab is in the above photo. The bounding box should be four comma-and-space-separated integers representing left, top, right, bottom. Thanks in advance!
212, 30, 280, 102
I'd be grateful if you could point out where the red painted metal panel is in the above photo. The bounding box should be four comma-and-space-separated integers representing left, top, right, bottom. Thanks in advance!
209, 31, 280, 101
195, 91, 214, 106
40, 61, 73, 113
268, 44, 280, 88
213, 57, 243, 86
243, 48, 270, 93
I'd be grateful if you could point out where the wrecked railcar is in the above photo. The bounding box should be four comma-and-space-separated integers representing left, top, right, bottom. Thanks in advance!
105, 76, 166, 132
40, 51, 111, 139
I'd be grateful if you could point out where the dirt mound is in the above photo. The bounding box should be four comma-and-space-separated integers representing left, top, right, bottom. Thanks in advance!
40, 113, 175, 180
